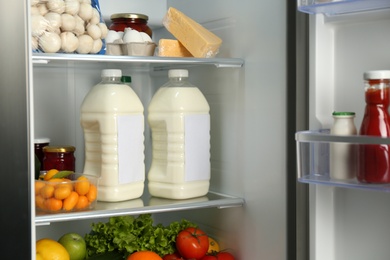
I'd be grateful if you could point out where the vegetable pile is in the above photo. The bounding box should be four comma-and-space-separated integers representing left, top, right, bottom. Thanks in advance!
84, 214, 236, 260
84, 214, 196, 258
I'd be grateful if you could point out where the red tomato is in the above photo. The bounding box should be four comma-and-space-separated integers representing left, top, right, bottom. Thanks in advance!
201, 252, 235, 260
163, 252, 184, 260
176, 227, 209, 259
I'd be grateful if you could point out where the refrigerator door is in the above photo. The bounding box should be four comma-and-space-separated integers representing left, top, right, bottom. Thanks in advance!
0, 1, 33, 258
302, 3, 390, 260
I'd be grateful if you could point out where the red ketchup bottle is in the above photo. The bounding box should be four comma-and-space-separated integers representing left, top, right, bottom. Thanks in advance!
359, 70, 390, 183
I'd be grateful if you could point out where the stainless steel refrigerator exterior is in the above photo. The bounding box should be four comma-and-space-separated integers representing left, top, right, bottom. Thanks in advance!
1, 0, 306, 259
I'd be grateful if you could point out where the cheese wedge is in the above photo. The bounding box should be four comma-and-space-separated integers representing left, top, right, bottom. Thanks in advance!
162, 7, 222, 58
158, 39, 193, 57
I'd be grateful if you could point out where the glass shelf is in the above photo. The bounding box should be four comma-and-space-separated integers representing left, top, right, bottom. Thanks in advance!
296, 130, 390, 192
32, 53, 244, 69
297, 0, 390, 16
35, 191, 245, 226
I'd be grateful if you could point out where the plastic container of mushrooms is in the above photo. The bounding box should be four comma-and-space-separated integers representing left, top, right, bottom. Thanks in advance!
31, 0, 108, 54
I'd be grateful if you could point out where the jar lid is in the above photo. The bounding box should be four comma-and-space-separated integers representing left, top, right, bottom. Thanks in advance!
101, 69, 122, 78
110, 13, 149, 21
43, 146, 76, 153
34, 137, 50, 144
332, 111, 355, 116
364, 70, 390, 80
169, 69, 188, 78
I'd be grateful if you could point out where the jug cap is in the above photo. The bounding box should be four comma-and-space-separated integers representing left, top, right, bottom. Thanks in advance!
169, 69, 188, 78
102, 69, 122, 78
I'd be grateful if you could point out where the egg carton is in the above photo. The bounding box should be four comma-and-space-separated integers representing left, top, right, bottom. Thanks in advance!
106, 42, 157, 56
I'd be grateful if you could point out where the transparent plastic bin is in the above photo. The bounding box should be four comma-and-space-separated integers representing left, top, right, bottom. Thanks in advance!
297, 0, 390, 15
296, 129, 390, 192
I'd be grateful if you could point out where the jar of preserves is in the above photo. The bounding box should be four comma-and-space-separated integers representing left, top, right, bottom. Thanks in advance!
43, 146, 76, 172
109, 13, 152, 37
359, 70, 390, 183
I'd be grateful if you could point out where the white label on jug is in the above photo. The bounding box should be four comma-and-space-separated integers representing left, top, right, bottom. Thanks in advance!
184, 114, 211, 181
117, 114, 145, 184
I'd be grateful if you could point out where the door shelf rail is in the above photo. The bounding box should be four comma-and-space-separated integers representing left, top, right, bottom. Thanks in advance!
35, 191, 245, 225
296, 130, 390, 192
32, 53, 244, 69
297, 0, 390, 16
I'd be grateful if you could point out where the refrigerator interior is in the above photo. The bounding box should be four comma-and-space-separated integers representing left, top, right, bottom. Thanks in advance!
33, 0, 289, 260
306, 6, 390, 260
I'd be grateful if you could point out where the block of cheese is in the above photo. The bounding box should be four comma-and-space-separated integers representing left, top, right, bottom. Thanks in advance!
162, 7, 222, 58
158, 39, 193, 57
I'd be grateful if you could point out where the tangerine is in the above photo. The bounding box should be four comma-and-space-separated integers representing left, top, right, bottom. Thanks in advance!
40, 185, 55, 199
63, 191, 79, 211
45, 197, 63, 211
75, 176, 90, 196
75, 195, 89, 210
127, 251, 162, 260
54, 185, 72, 200
44, 169, 59, 181
86, 184, 97, 202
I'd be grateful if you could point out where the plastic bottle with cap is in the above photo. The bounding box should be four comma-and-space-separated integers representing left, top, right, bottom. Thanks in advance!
359, 70, 390, 183
147, 69, 211, 199
80, 69, 145, 202
329, 112, 357, 180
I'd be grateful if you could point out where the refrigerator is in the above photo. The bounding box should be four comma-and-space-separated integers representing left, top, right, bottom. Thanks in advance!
2, 0, 389, 259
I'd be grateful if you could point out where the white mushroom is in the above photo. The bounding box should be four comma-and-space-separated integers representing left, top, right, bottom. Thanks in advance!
37, 3, 49, 15
31, 36, 39, 50
31, 6, 40, 15
64, 0, 80, 15
78, 3, 93, 21
60, 32, 79, 52
90, 39, 103, 54
89, 8, 100, 25
46, 0, 66, 14
39, 31, 62, 53
60, 13, 76, 32
44, 12, 62, 32
76, 34, 93, 53
86, 23, 101, 40
31, 14, 48, 37
73, 16, 85, 36
98, 23, 108, 39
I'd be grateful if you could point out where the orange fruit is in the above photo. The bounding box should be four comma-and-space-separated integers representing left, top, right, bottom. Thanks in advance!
75, 195, 89, 210
45, 197, 63, 211
35, 195, 46, 210
63, 191, 79, 211
54, 185, 72, 200
127, 251, 162, 260
35, 181, 46, 195
75, 176, 90, 196
40, 185, 55, 199
86, 184, 97, 202
44, 169, 59, 181
36, 238, 70, 260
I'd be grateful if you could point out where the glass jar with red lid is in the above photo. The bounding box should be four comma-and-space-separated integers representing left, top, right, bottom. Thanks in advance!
43, 146, 76, 172
109, 13, 152, 37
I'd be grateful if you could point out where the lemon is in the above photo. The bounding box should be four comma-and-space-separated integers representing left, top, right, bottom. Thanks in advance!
36, 238, 70, 260
208, 237, 220, 253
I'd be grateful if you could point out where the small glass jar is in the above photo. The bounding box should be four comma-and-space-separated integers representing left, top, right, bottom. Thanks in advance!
34, 138, 50, 171
43, 146, 76, 172
109, 13, 152, 37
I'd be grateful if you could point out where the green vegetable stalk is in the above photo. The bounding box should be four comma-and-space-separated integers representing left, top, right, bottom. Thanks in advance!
84, 214, 197, 258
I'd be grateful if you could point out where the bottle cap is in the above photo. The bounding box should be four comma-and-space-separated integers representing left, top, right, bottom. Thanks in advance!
101, 69, 122, 78
121, 76, 132, 83
34, 138, 50, 144
43, 146, 76, 153
168, 69, 188, 78
332, 112, 355, 116
364, 70, 390, 80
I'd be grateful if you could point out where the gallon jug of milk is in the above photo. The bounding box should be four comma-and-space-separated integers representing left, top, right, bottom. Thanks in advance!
148, 69, 210, 199
80, 69, 145, 202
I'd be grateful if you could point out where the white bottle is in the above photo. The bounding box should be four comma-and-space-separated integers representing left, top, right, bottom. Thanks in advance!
329, 112, 357, 180
148, 69, 211, 199
80, 69, 145, 202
